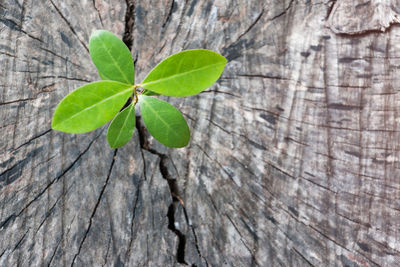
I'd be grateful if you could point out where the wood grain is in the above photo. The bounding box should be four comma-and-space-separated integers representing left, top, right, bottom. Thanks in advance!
1, 0, 400, 266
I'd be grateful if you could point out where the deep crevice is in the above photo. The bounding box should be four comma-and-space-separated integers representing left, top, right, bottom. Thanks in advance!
123, 0, 135, 51
121, 0, 135, 109
167, 203, 187, 264
135, 117, 190, 265
123, 1, 196, 263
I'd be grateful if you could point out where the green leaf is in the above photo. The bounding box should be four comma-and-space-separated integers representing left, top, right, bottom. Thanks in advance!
141, 49, 227, 97
107, 104, 136, 148
52, 81, 133, 133
89, 30, 134, 84
139, 95, 190, 148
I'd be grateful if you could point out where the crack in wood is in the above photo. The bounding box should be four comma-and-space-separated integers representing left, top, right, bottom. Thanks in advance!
180, 201, 209, 267
200, 89, 240, 98
47, 214, 77, 267
4, 0, 399, 265
123, 0, 135, 51
167, 202, 187, 264
102, 235, 112, 267
196, 144, 240, 187
0, 249, 5, 260
47, 236, 62, 267
11, 229, 29, 253
70, 149, 118, 267
0, 131, 102, 230
38, 75, 92, 83
325, 0, 337, 20
233, 9, 264, 44
268, 0, 294, 21
120, 4, 204, 263
170, 0, 190, 48
225, 214, 259, 266
135, 117, 188, 264
12, 129, 52, 151
135, 115, 208, 265
0, 97, 37, 106
0, 18, 44, 43
48, 0, 89, 52
0, 51, 17, 58
292, 247, 315, 266
92, 0, 104, 27
35, 182, 74, 234
162, 0, 175, 29
124, 179, 141, 262
38, 47, 83, 68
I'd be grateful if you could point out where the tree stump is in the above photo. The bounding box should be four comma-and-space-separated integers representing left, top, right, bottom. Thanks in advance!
1, 0, 400, 266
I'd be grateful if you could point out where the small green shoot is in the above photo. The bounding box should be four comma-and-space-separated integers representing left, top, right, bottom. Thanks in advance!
52, 30, 227, 148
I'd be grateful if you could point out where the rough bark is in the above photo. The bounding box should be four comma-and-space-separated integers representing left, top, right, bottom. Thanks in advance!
1, 0, 400, 266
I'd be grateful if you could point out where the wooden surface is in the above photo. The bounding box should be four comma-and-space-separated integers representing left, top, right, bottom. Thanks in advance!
1, 0, 400, 266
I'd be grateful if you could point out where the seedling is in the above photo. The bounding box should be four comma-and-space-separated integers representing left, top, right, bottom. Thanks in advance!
52, 30, 227, 148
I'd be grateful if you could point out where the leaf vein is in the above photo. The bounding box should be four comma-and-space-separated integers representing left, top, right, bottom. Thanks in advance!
100, 41, 132, 84
54, 88, 132, 127
142, 62, 225, 87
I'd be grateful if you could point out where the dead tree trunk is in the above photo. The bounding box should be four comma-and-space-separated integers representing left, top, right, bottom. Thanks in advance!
1, 0, 400, 266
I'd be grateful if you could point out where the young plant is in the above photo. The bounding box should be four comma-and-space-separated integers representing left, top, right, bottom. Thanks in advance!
52, 30, 227, 148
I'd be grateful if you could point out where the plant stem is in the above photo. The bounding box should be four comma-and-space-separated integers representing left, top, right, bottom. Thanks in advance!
133, 84, 139, 104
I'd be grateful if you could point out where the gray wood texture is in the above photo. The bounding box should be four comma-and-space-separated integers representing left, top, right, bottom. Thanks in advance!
1, 0, 400, 266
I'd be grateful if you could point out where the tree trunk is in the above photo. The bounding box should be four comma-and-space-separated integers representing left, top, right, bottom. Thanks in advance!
1, 0, 400, 266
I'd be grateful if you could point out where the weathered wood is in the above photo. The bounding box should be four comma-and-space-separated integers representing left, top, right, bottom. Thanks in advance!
327, 0, 400, 34
1, 0, 400, 266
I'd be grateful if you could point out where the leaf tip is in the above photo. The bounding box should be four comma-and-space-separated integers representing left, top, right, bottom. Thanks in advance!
90, 29, 106, 39
107, 142, 120, 149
